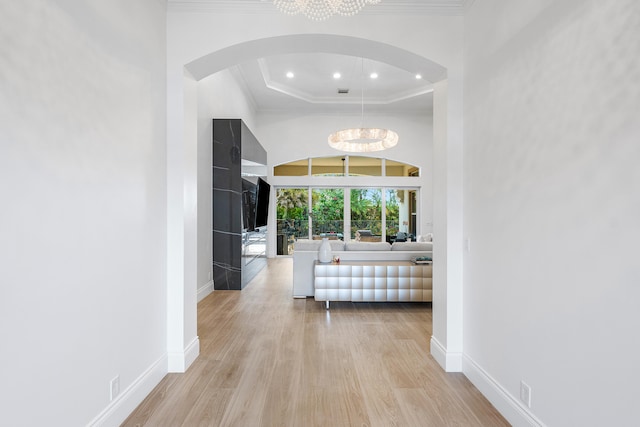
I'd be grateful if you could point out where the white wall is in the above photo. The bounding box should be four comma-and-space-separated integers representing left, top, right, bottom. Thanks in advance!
463, 1, 640, 425
196, 70, 257, 300
0, 1, 168, 425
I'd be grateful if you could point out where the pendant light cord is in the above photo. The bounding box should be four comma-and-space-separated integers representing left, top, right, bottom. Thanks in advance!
360, 57, 364, 129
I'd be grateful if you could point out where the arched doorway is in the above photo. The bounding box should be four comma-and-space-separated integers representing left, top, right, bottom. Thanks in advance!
166, 34, 463, 374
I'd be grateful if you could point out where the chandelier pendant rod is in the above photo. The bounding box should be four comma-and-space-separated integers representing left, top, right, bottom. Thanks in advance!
360, 57, 365, 129
327, 55, 399, 152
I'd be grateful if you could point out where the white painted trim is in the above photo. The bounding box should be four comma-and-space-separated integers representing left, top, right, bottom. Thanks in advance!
430, 336, 462, 372
430, 336, 447, 367
184, 337, 200, 368
168, 336, 200, 373
197, 280, 214, 302
167, 0, 469, 15
87, 354, 167, 427
462, 354, 547, 427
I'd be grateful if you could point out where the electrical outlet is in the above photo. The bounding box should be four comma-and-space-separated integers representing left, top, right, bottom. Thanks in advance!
520, 381, 532, 408
110, 375, 120, 401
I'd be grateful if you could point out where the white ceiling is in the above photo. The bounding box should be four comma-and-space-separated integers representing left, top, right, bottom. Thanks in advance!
231, 53, 434, 114
170, 0, 473, 114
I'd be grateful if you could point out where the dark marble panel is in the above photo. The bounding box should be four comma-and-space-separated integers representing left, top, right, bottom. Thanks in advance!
212, 119, 267, 290
212, 119, 242, 290
212, 231, 242, 290
212, 189, 241, 233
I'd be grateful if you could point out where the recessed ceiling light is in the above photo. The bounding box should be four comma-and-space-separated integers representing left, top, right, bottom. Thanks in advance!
286, 71, 294, 78
370, 72, 378, 79
415, 74, 423, 80
333, 72, 341, 79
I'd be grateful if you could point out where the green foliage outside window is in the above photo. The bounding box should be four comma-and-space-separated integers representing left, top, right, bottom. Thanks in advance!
276, 187, 408, 240
311, 189, 344, 235
350, 189, 382, 236
276, 188, 308, 238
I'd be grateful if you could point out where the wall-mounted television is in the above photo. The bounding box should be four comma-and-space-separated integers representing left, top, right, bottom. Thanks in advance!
241, 178, 257, 231
254, 177, 270, 229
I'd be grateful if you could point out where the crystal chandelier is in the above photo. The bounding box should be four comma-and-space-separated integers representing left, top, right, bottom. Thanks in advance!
273, 0, 382, 21
328, 58, 399, 153
328, 128, 398, 152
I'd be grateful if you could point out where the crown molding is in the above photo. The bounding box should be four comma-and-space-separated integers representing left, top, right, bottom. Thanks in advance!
167, 0, 471, 16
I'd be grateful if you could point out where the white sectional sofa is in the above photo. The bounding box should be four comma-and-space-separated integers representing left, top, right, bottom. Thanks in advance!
292, 240, 433, 302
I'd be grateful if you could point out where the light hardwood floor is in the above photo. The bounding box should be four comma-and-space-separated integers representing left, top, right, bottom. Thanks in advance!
122, 258, 509, 427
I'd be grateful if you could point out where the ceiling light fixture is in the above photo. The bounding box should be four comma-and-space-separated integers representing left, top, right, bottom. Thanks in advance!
370, 72, 378, 79
286, 71, 294, 78
328, 59, 398, 153
333, 72, 341, 79
273, 0, 382, 21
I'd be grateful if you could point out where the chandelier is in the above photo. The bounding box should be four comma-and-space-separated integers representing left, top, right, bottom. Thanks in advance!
328, 59, 399, 153
273, 0, 382, 21
328, 128, 398, 152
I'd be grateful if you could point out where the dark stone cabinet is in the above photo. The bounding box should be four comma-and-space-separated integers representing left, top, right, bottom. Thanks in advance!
212, 119, 267, 290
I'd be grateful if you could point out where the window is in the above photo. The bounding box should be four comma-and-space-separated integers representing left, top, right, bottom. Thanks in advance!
385, 188, 416, 238
311, 157, 345, 176
275, 185, 419, 254
276, 188, 309, 255
275, 156, 418, 177
274, 159, 308, 176
350, 188, 382, 240
385, 189, 401, 236
348, 157, 382, 176
311, 188, 344, 239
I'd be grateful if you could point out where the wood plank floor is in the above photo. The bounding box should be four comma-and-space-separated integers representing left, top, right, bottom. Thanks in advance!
122, 258, 509, 427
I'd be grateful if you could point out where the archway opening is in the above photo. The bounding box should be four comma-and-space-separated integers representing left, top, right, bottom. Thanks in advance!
167, 33, 458, 374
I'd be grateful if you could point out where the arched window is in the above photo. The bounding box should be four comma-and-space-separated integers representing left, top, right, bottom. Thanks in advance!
274, 156, 419, 177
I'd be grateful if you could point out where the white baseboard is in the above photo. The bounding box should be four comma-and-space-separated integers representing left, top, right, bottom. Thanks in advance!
87, 354, 167, 427
168, 336, 200, 373
462, 354, 546, 427
430, 336, 462, 372
197, 280, 214, 302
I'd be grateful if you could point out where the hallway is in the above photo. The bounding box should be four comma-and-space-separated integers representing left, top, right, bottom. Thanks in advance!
123, 258, 508, 426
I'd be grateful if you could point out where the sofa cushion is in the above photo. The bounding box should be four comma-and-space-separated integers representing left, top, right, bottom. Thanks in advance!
345, 242, 392, 251
294, 240, 345, 251
328, 241, 346, 251
391, 242, 433, 251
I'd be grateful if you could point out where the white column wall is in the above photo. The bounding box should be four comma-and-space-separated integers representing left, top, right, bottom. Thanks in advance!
0, 1, 168, 425
431, 79, 462, 371
463, 1, 640, 425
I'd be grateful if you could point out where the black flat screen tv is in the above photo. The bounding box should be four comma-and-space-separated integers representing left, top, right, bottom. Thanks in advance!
254, 177, 270, 229
241, 178, 257, 231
